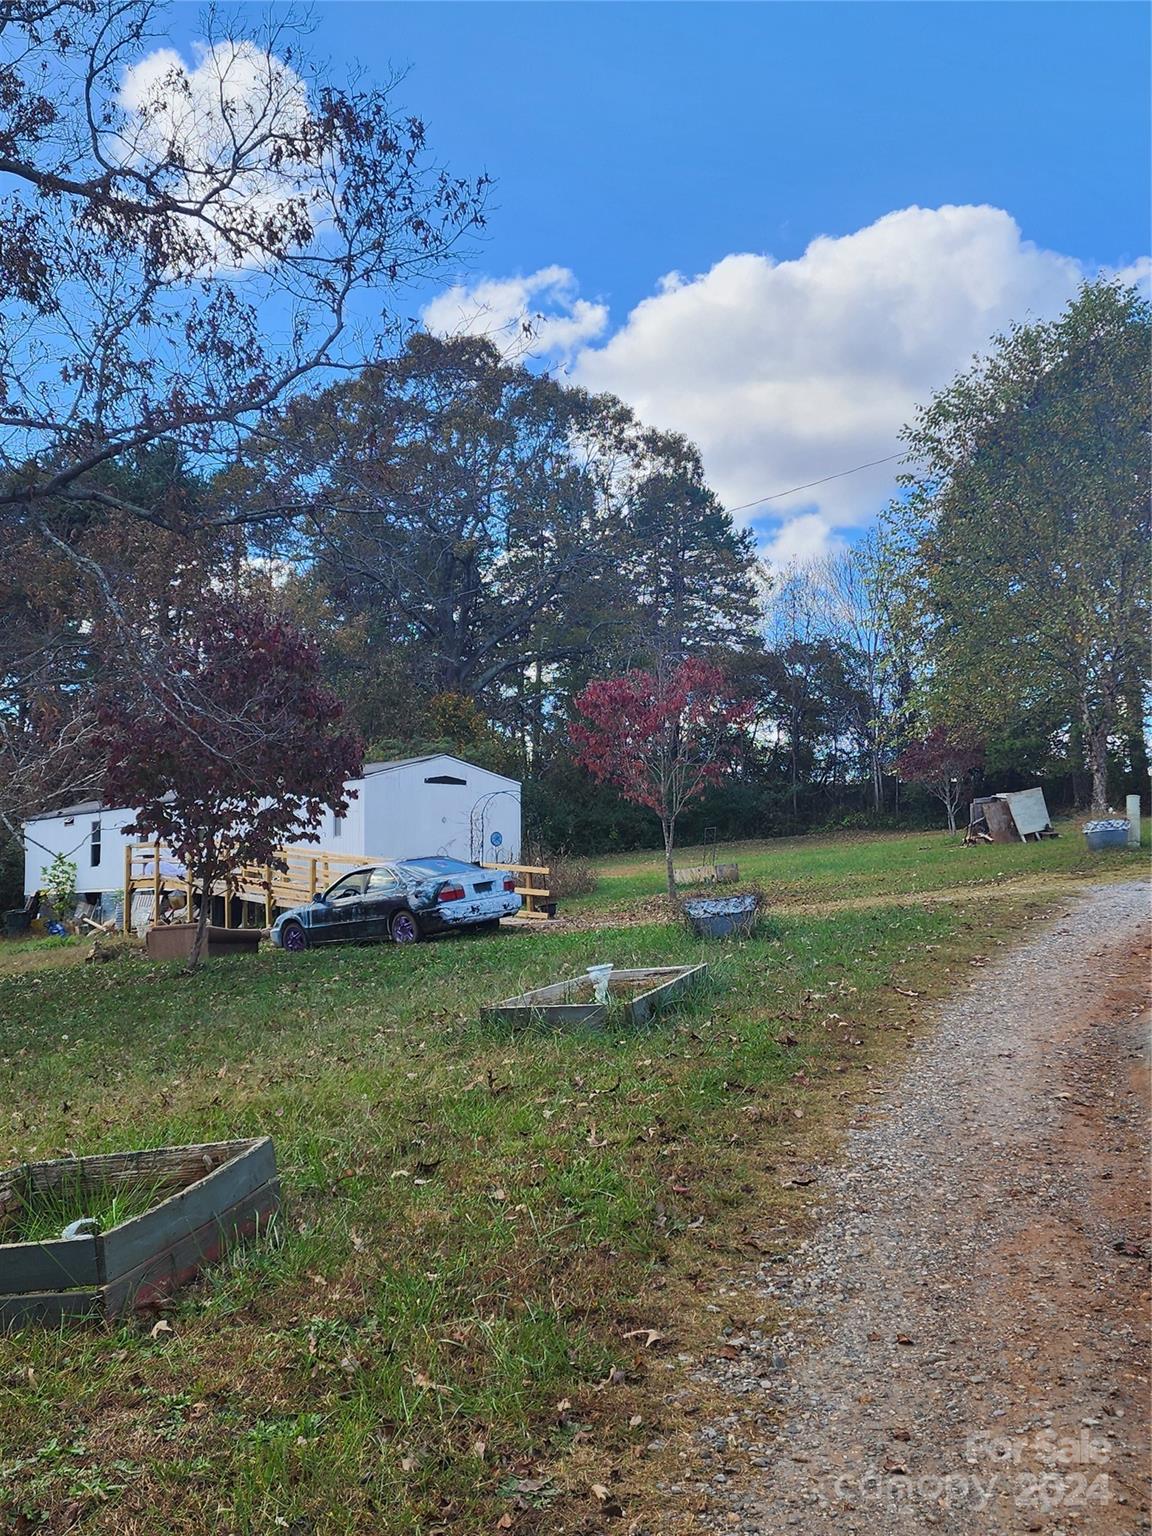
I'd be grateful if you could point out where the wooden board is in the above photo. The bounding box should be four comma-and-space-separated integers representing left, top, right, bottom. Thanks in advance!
0, 1235, 100, 1295
101, 1138, 276, 1276
673, 864, 739, 886
0, 1288, 106, 1329
103, 1181, 279, 1314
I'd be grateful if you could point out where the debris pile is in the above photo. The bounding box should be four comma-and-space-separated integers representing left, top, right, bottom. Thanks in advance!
966, 787, 1056, 845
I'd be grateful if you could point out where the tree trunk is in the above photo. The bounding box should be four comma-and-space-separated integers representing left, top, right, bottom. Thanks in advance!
1086, 725, 1110, 812
871, 733, 883, 813
662, 817, 676, 901
1080, 694, 1111, 811
187, 871, 213, 972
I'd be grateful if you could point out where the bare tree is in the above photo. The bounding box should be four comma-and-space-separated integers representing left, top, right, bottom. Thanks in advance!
0, 0, 486, 822
810, 533, 898, 813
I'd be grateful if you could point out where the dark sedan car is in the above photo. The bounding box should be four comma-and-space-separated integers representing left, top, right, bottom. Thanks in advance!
269, 857, 521, 951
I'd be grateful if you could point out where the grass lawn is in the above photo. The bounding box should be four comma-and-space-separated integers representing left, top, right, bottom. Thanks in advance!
0, 826, 1146, 1534
570, 818, 1150, 910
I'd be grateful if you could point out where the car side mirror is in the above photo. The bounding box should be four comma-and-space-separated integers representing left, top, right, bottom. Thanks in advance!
313, 891, 326, 903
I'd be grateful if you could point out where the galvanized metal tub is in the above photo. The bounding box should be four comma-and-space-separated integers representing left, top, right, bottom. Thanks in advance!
1082, 819, 1130, 852
682, 895, 760, 939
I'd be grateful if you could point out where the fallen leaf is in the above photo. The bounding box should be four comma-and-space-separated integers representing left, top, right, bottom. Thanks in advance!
406, 1367, 452, 1394
623, 1328, 664, 1348
149, 1319, 172, 1340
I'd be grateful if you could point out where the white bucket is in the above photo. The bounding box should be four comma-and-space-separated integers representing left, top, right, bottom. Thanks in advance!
586, 964, 614, 1003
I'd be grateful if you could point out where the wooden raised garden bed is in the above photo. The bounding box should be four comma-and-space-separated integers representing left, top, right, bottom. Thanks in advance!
484, 964, 707, 1029
0, 1137, 279, 1329
145, 923, 261, 961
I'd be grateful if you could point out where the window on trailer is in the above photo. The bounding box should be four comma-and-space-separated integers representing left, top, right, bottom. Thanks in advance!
90, 819, 101, 868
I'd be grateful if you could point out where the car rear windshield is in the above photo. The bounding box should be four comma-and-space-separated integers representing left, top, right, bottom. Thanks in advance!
399, 858, 477, 877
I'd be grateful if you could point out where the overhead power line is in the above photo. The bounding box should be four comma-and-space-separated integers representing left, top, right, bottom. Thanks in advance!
726, 452, 904, 515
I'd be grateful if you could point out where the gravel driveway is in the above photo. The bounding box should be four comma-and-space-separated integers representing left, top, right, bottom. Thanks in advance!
691, 879, 1150, 1535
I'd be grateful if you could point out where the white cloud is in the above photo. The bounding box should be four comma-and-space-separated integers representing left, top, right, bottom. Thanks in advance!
429, 208, 1149, 566
570, 205, 1108, 564
760, 511, 847, 571
420, 265, 608, 360
118, 41, 322, 272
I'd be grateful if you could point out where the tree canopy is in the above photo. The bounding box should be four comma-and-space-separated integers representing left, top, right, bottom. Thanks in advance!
886, 279, 1150, 809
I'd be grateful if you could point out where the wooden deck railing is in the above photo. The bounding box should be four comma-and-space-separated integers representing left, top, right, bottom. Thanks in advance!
123, 845, 552, 930
482, 862, 551, 921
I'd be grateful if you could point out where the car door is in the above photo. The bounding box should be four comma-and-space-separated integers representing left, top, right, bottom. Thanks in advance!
311, 870, 369, 943
361, 865, 406, 940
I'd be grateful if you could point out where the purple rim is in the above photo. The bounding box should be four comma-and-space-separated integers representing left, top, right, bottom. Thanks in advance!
391, 910, 419, 944
281, 922, 307, 952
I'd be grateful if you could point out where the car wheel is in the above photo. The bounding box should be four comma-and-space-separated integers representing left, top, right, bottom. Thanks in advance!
280, 920, 308, 953
390, 909, 421, 945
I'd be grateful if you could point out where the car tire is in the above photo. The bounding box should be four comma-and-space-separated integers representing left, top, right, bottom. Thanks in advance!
280, 920, 308, 953
390, 909, 421, 945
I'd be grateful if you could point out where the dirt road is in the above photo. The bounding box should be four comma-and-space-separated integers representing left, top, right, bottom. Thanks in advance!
693, 880, 1150, 1534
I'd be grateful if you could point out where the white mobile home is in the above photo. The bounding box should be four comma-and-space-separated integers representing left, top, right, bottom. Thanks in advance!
22, 754, 522, 900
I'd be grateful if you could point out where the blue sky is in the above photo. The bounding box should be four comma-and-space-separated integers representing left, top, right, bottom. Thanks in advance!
160, 2, 1150, 560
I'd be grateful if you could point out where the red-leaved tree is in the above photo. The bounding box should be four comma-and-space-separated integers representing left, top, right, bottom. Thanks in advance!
99, 596, 363, 966
571, 658, 753, 898
894, 727, 985, 833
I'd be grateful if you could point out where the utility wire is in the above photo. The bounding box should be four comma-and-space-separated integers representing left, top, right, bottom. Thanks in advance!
726, 452, 904, 515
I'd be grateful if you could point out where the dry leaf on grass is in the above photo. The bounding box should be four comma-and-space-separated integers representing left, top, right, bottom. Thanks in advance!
622, 1328, 664, 1348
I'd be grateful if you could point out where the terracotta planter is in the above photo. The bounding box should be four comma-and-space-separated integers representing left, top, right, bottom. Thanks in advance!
145, 923, 261, 961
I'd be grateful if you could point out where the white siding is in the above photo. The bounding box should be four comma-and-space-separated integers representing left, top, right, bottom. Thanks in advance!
357, 757, 521, 864
23, 806, 138, 899
23, 754, 521, 895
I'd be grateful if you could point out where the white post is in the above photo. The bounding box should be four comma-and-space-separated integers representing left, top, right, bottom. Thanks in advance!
1125, 794, 1141, 847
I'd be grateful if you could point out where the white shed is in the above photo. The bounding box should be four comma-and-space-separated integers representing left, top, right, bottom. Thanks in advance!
22, 753, 522, 899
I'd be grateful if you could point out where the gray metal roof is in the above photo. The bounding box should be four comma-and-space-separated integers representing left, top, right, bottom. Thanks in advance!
26, 798, 104, 821
361, 755, 444, 775
27, 754, 519, 822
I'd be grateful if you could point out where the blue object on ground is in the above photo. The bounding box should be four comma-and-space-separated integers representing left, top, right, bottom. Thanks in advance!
683, 894, 759, 939
1082, 820, 1130, 852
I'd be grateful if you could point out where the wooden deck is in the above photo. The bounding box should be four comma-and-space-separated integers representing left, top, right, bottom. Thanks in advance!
122, 844, 552, 931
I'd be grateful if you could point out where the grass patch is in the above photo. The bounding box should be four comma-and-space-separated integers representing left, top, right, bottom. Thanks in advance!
568, 818, 1149, 909
0, 825, 1142, 1532
6, 1173, 170, 1245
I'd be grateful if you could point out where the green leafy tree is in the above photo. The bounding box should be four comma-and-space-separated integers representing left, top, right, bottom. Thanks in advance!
614, 430, 763, 658
886, 280, 1150, 810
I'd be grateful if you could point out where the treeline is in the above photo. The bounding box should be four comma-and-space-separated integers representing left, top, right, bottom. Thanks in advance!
2, 284, 1149, 883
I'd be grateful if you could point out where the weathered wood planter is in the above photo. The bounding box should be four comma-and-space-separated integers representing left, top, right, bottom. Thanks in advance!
484, 964, 707, 1029
145, 923, 261, 961
0, 1138, 279, 1329
673, 862, 739, 886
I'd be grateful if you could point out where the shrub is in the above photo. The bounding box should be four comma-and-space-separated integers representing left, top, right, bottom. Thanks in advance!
525, 846, 598, 900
